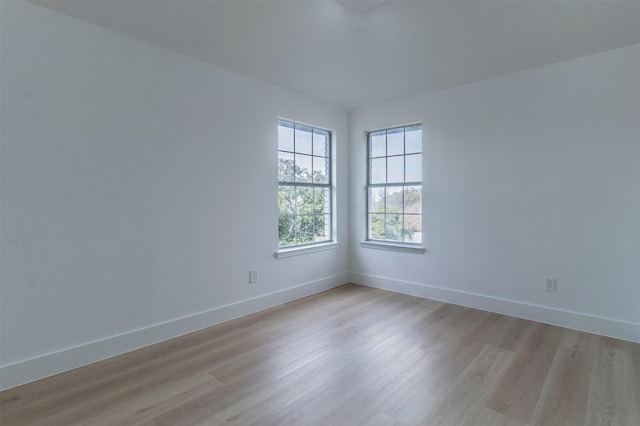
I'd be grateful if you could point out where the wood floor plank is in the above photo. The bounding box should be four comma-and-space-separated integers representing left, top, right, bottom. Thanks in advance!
272, 339, 427, 425
421, 344, 519, 426
376, 304, 493, 424
585, 344, 640, 425
559, 328, 596, 353
189, 353, 358, 425
152, 384, 229, 426
484, 322, 564, 423
358, 411, 408, 425
88, 372, 222, 425
530, 347, 592, 426
199, 296, 432, 425
1, 284, 638, 426
488, 315, 537, 352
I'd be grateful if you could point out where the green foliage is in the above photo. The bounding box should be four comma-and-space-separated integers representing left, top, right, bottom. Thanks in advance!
369, 186, 422, 242
370, 213, 404, 241
278, 159, 330, 246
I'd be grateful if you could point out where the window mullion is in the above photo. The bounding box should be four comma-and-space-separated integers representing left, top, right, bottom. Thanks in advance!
312, 188, 316, 242
279, 182, 330, 187
385, 130, 389, 184
367, 181, 420, 187
401, 185, 405, 242
403, 127, 407, 183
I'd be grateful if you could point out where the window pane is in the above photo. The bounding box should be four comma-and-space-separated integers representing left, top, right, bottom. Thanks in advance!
313, 215, 322, 242
403, 214, 422, 243
316, 214, 331, 241
278, 151, 294, 182
278, 186, 296, 214
385, 186, 403, 214
313, 188, 330, 215
295, 125, 313, 155
313, 129, 329, 157
385, 213, 403, 241
297, 187, 313, 215
278, 121, 294, 152
405, 125, 421, 154
313, 214, 329, 242
368, 187, 385, 213
404, 185, 422, 214
370, 131, 386, 158
369, 214, 385, 240
387, 156, 404, 183
313, 156, 328, 183
294, 154, 312, 182
297, 215, 314, 244
370, 158, 386, 184
405, 154, 422, 182
278, 214, 296, 246
387, 128, 404, 156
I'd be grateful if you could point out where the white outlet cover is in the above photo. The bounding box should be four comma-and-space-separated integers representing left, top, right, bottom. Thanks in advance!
544, 277, 556, 292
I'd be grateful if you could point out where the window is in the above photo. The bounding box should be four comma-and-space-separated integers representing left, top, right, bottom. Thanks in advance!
367, 124, 422, 244
278, 120, 332, 248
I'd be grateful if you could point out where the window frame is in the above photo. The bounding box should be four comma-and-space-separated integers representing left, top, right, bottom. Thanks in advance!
365, 124, 425, 250
277, 119, 334, 250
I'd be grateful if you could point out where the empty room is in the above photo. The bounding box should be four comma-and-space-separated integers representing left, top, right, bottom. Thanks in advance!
1, 0, 639, 425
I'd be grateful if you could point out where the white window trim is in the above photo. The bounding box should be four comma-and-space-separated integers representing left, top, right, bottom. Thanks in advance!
360, 241, 426, 254
277, 119, 334, 250
366, 123, 424, 247
276, 242, 339, 259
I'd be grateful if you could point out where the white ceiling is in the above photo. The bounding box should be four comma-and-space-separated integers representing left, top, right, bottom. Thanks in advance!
29, 0, 640, 109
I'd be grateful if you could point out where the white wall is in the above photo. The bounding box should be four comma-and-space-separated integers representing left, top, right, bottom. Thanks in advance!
0, 0, 349, 388
350, 44, 640, 342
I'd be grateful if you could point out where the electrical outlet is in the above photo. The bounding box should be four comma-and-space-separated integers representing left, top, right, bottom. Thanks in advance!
544, 276, 556, 292
249, 269, 258, 283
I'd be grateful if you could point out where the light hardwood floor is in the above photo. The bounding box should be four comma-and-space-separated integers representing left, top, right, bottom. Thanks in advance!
1, 284, 638, 425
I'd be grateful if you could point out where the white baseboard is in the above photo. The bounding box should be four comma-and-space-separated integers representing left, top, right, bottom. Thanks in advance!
350, 272, 640, 344
3, 271, 636, 391
0, 273, 349, 391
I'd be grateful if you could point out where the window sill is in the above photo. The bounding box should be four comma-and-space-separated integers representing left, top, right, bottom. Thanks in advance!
360, 241, 426, 254
276, 242, 339, 259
